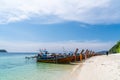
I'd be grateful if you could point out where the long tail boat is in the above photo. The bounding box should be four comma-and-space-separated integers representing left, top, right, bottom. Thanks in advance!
37, 49, 74, 64
37, 48, 96, 64
37, 56, 73, 64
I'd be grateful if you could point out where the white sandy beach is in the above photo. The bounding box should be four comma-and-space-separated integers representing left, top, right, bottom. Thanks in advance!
75, 54, 120, 80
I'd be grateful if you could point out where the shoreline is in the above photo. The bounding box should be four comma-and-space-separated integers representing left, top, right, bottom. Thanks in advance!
74, 54, 120, 80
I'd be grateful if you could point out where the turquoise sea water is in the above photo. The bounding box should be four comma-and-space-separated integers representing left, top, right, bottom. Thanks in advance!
0, 53, 77, 80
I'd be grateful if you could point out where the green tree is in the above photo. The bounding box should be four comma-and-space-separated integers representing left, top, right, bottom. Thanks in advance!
109, 40, 120, 53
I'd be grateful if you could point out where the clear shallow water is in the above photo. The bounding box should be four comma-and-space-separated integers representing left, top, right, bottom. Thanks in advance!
0, 53, 76, 80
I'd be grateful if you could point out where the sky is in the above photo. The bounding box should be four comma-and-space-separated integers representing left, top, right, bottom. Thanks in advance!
0, 0, 120, 52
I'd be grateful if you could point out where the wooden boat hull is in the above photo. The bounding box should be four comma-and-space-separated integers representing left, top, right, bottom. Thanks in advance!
37, 56, 73, 64
71, 54, 86, 62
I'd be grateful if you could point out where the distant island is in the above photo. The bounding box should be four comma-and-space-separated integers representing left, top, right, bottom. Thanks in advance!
0, 49, 7, 53
109, 40, 120, 53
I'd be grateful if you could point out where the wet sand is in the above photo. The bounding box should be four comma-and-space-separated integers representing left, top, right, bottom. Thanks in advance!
77, 54, 120, 80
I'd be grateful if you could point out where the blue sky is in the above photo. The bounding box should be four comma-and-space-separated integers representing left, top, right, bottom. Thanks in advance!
0, 0, 120, 52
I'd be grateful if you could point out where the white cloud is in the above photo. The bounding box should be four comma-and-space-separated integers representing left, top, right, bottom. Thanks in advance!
0, 0, 120, 24
0, 40, 114, 52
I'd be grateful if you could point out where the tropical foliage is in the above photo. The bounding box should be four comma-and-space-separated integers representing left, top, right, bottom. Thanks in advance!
109, 41, 120, 53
